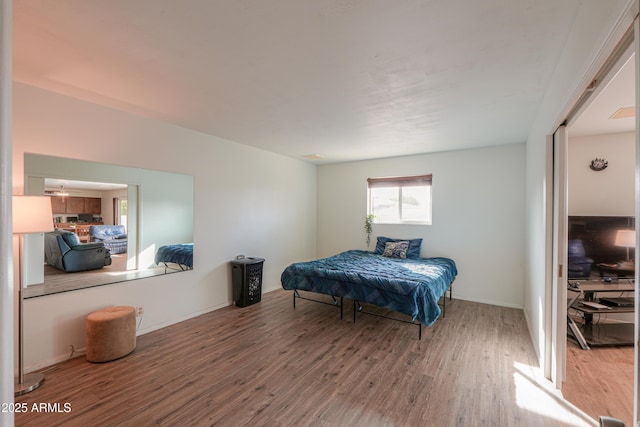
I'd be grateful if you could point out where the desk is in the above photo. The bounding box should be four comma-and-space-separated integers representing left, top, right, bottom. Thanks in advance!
567, 279, 634, 350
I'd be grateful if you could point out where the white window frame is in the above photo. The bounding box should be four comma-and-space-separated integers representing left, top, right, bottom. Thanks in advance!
367, 174, 432, 225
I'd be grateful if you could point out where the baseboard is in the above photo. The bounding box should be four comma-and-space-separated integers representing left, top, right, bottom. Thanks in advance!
452, 294, 524, 310
25, 301, 232, 373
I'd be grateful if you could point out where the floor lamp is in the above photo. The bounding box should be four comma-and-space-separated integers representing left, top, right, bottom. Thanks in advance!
614, 229, 636, 271
13, 195, 53, 396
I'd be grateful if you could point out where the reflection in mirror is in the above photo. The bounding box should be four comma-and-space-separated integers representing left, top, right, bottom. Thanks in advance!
23, 153, 194, 298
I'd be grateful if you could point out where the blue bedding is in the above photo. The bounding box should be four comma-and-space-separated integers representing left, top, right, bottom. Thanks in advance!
281, 250, 457, 326
155, 243, 194, 269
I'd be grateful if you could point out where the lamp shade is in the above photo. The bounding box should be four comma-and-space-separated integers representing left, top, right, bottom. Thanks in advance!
12, 196, 54, 234
614, 229, 636, 248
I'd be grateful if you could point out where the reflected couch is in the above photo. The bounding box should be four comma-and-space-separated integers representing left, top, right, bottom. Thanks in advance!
45, 230, 112, 273
90, 225, 128, 254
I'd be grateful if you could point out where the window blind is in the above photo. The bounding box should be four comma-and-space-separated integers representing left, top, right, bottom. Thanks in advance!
367, 174, 432, 188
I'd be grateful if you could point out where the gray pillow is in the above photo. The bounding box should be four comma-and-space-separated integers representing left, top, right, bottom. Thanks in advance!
382, 241, 410, 259
375, 236, 422, 258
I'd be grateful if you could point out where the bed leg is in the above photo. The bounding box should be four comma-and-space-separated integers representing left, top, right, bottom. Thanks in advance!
353, 300, 357, 323
418, 324, 422, 340
340, 296, 344, 319
330, 295, 343, 320
293, 290, 299, 309
443, 293, 446, 318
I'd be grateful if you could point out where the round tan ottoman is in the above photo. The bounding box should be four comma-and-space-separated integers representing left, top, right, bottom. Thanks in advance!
86, 306, 136, 363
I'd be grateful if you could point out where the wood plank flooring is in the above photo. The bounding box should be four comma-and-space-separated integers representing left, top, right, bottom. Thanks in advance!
564, 342, 633, 426
15, 290, 596, 426
23, 254, 174, 298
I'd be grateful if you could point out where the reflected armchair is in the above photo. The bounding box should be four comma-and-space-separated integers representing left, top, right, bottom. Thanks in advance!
568, 239, 593, 279
45, 230, 112, 273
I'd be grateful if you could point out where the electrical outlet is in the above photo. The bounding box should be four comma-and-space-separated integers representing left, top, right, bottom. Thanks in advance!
136, 306, 144, 316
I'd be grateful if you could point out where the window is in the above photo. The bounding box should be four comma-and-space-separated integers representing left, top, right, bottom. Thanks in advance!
114, 198, 128, 229
367, 174, 432, 224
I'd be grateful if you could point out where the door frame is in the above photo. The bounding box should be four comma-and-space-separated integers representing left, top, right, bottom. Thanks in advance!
547, 13, 640, 424
550, 125, 568, 388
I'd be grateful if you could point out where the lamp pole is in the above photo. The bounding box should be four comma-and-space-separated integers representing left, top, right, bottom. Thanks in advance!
12, 195, 53, 395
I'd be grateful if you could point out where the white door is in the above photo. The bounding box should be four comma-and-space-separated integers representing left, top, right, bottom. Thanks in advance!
633, 16, 640, 427
551, 125, 568, 388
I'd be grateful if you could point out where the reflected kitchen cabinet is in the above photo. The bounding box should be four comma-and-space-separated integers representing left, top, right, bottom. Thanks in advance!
50, 196, 66, 213
66, 197, 85, 213
85, 197, 101, 214
50, 196, 101, 215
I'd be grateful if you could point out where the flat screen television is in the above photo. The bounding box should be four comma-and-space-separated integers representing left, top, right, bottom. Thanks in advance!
568, 216, 635, 265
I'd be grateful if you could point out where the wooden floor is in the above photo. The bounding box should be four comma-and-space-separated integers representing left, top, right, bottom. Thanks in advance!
16, 290, 595, 426
564, 341, 633, 426
23, 254, 172, 298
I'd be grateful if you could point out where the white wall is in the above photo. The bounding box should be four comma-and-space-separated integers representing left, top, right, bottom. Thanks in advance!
317, 143, 526, 308
524, 0, 634, 366
101, 188, 128, 225
568, 131, 635, 216
13, 82, 317, 371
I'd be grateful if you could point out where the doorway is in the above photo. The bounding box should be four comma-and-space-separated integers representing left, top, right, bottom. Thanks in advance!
552, 41, 637, 424
114, 197, 128, 228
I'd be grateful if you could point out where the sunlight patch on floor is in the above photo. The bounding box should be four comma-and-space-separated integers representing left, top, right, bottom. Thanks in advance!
513, 362, 597, 427
104, 267, 164, 277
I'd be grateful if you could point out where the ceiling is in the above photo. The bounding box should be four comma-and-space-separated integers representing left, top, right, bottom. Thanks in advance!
45, 178, 127, 192
12, 1, 632, 164
570, 51, 636, 137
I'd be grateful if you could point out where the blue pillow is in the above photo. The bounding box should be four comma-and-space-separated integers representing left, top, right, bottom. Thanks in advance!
375, 236, 423, 258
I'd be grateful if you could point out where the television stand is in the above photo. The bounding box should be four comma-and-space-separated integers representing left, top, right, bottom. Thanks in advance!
567, 280, 635, 350
597, 262, 634, 279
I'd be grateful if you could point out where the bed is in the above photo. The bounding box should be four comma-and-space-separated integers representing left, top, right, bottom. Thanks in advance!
281, 249, 457, 338
155, 243, 194, 271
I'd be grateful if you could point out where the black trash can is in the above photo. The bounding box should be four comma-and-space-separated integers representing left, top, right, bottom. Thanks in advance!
230, 256, 265, 307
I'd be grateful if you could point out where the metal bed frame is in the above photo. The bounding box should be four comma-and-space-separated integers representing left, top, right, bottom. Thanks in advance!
159, 262, 193, 273
293, 290, 344, 319
292, 281, 454, 340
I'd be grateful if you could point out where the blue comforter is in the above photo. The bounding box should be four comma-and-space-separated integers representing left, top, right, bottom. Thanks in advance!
281, 250, 457, 326
155, 243, 194, 268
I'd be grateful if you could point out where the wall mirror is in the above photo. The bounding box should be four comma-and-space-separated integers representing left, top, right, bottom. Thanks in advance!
23, 153, 194, 298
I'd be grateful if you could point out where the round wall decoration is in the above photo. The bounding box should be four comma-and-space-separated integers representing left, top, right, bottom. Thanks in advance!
589, 158, 608, 171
